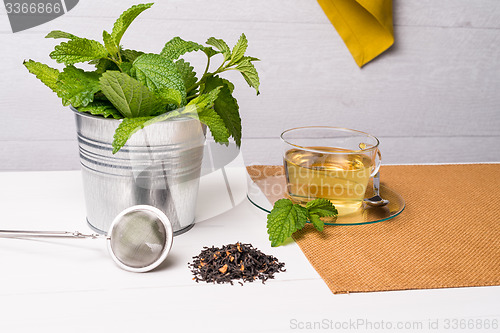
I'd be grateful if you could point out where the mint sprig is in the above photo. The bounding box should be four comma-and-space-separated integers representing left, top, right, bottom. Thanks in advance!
24, 3, 260, 153
267, 198, 338, 247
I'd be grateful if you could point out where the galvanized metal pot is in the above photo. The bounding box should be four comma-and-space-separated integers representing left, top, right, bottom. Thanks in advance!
73, 109, 205, 235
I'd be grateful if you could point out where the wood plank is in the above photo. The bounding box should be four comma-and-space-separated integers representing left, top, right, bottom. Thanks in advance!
1, 0, 499, 28
1, 22, 498, 140
1, 136, 498, 171
241, 136, 500, 166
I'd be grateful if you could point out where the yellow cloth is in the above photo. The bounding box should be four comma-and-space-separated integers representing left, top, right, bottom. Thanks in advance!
317, 0, 394, 67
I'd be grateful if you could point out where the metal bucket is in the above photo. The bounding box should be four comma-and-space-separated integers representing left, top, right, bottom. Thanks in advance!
73, 109, 206, 235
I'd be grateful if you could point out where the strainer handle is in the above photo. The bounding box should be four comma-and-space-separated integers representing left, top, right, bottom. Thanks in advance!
0, 230, 103, 239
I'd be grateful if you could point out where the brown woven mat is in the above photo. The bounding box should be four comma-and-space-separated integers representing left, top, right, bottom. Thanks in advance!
247, 164, 500, 294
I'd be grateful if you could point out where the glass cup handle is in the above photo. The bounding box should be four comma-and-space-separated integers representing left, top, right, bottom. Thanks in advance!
370, 149, 382, 178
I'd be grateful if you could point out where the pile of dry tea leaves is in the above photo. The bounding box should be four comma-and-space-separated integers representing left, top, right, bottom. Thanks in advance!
189, 242, 286, 285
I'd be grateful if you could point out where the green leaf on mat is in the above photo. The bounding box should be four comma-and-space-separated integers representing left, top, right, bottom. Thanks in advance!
306, 198, 338, 218
267, 198, 338, 247
267, 199, 309, 247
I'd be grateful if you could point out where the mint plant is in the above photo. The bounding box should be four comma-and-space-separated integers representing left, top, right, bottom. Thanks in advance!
267, 198, 338, 247
24, 3, 259, 153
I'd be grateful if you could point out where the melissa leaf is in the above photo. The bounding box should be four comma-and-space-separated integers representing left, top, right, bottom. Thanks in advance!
204, 76, 241, 146
103, 30, 119, 57
229, 33, 248, 66
267, 199, 309, 247
111, 3, 154, 45
77, 101, 122, 119
23, 60, 60, 93
99, 71, 163, 118
45, 30, 78, 39
112, 107, 187, 153
306, 198, 338, 218
121, 49, 144, 62
235, 58, 260, 94
55, 65, 100, 107
206, 37, 231, 61
112, 117, 153, 154
267, 198, 338, 247
175, 59, 197, 90
160, 37, 204, 61
197, 108, 230, 144
50, 38, 108, 65
132, 53, 185, 96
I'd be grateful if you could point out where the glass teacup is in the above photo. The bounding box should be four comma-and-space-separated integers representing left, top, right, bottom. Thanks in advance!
281, 127, 381, 216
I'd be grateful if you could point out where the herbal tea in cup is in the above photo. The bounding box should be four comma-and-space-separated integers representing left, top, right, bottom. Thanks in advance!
281, 127, 381, 216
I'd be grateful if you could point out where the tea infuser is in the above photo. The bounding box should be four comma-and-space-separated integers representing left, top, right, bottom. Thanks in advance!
0, 205, 173, 273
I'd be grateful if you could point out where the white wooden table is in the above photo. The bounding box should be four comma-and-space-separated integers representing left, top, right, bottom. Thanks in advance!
0, 169, 498, 333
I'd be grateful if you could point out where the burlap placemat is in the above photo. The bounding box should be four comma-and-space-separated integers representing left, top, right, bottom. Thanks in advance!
247, 164, 500, 294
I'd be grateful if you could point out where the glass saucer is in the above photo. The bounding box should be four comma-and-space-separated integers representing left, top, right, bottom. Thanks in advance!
247, 178, 405, 226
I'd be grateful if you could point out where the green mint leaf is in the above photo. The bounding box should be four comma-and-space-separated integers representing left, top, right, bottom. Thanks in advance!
77, 101, 122, 119
23, 60, 60, 93
242, 56, 260, 62
55, 65, 100, 107
131, 53, 185, 96
206, 37, 231, 61
175, 59, 197, 91
112, 108, 187, 153
267, 199, 309, 247
157, 88, 183, 107
187, 86, 221, 110
204, 76, 241, 146
229, 33, 248, 66
45, 30, 78, 39
112, 116, 153, 154
266, 198, 338, 246
309, 214, 324, 232
160, 37, 204, 61
203, 47, 219, 58
94, 58, 120, 74
187, 87, 230, 144
111, 3, 153, 45
305, 198, 338, 217
50, 38, 108, 65
120, 62, 133, 75
221, 78, 235, 93
103, 30, 119, 57
235, 58, 260, 94
121, 49, 144, 62
99, 71, 163, 118
197, 108, 230, 144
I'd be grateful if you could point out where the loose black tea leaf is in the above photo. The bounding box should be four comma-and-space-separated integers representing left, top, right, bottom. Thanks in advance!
189, 242, 286, 285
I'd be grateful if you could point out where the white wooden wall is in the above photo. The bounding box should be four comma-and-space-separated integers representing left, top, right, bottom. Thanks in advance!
1, 0, 499, 170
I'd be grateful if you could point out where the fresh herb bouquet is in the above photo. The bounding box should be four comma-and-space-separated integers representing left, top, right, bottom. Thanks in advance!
24, 3, 259, 153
